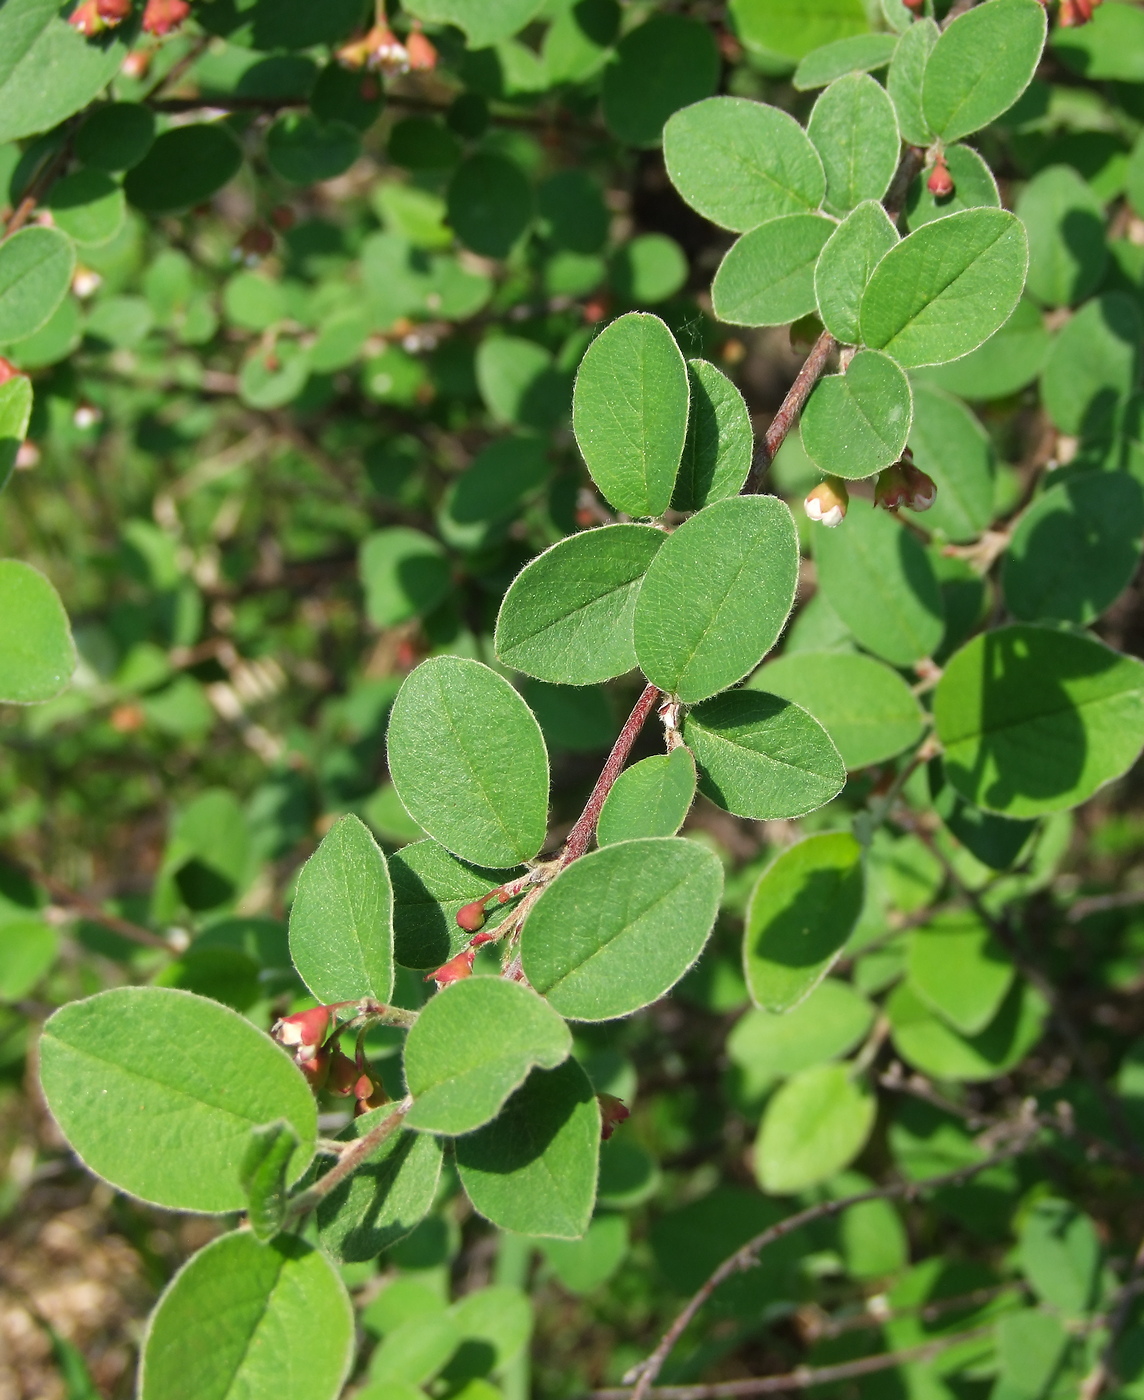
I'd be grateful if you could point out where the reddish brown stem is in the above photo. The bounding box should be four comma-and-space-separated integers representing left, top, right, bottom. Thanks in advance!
560, 683, 662, 865
747, 328, 837, 490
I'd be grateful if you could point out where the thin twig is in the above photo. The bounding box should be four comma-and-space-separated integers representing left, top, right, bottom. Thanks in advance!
3, 138, 73, 239
560, 683, 662, 865
1080, 1232, 1144, 1400
596, 1326, 993, 1399
747, 330, 836, 490
1067, 888, 1144, 923
2, 858, 170, 950
624, 1132, 1039, 1400
285, 1098, 411, 1222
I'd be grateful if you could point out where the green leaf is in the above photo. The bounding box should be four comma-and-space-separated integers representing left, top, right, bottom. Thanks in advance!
813, 506, 945, 667
446, 1285, 533, 1377
45, 170, 125, 248
0, 374, 32, 490
39, 987, 316, 1212
475, 336, 567, 430
743, 831, 865, 1012
996, 1310, 1071, 1397
907, 910, 1014, 1036
662, 96, 825, 233
403, 977, 572, 1134
928, 760, 1035, 871
1040, 293, 1140, 438
0, 0, 136, 145
387, 656, 550, 869
904, 144, 1001, 230
753, 651, 925, 769
601, 14, 720, 148
0, 227, 75, 344
495, 524, 665, 685
922, 0, 1047, 143
934, 624, 1144, 817
634, 495, 799, 703
611, 233, 689, 306
756, 1063, 875, 1194
794, 34, 899, 90
683, 691, 846, 820
672, 359, 754, 510
1018, 165, 1107, 308
729, 0, 868, 62
904, 382, 997, 543
0, 918, 57, 1001
572, 312, 689, 518
836, 1171, 909, 1280
241, 1119, 299, 1242
860, 209, 1028, 368
1019, 1198, 1102, 1318
1052, 0, 1144, 80
315, 1109, 443, 1263
390, 840, 524, 971
359, 528, 451, 629
887, 976, 1047, 1080
439, 436, 549, 549
814, 201, 899, 346
447, 154, 532, 259
0, 560, 75, 703
538, 169, 609, 253
288, 814, 394, 1006
540, 1214, 629, 1294
711, 215, 835, 328
139, 1233, 353, 1400
124, 124, 244, 214
727, 979, 874, 1103
886, 18, 939, 147
455, 1059, 600, 1238
1003, 475, 1144, 626
266, 114, 360, 185
521, 837, 723, 1021
917, 296, 1049, 401
368, 1315, 458, 1386
403, 0, 543, 46
597, 749, 697, 846
74, 101, 156, 172
800, 349, 913, 480
807, 73, 901, 219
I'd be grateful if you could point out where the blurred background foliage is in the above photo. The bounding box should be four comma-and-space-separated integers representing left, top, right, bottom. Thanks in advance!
7, 0, 1144, 1397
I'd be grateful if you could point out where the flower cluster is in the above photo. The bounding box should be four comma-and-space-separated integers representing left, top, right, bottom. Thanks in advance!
335, 21, 437, 76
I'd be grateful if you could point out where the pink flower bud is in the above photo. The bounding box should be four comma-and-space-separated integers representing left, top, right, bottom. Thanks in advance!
804, 478, 849, 528
142, 0, 190, 34
426, 949, 476, 987
874, 462, 911, 512
326, 1048, 358, 1096
927, 156, 954, 199
598, 1094, 630, 1141
96, 0, 131, 23
456, 897, 487, 933
353, 1072, 388, 1116
298, 1047, 331, 1093
69, 1, 105, 36
272, 1005, 331, 1054
405, 25, 438, 71
903, 463, 938, 512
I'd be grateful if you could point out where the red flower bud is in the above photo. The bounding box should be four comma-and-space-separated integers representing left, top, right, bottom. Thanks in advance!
405, 26, 437, 71
298, 1047, 331, 1093
69, 1, 106, 36
598, 1094, 630, 1141
352, 1071, 388, 1116
327, 1047, 359, 1096
97, 0, 132, 21
272, 1005, 331, 1054
927, 156, 954, 199
804, 477, 849, 528
142, 0, 190, 35
874, 462, 911, 512
903, 462, 937, 512
426, 949, 476, 987
239, 225, 274, 258
336, 23, 408, 74
121, 49, 152, 79
456, 897, 488, 933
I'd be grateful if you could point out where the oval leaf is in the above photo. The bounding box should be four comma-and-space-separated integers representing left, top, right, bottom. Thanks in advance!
124, 123, 244, 214
634, 495, 799, 704
800, 349, 913, 480
903, 382, 997, 543
814, 200, 899, 346
455, 1059, 600, 1239
663, 96, 825, 232
753, 651, 925, 770
672, 359, 754, 511
288, 813, 394, 1006
403, 977, 572, 1134
495, 524, 665, 684
807, 72, 900, 218
922, 0, 1047, 143
521, 837, 724, 1021
743, 831, 865, 1012
888, 977, 1047, 1081
387, 656, 550, 868
572, 312, 689, 518
39, 986, 317, 1212
860, 208, 1028, 368
0, 560, 75, 703
0, 227, 76, 344
139, 1232, 353, 1400
683, 690, 847, 819
756, 1063, 876, 1194
597, 749, 697, 846
934, 624, 1144, 817
712, 214, 835, 328
907, 909, 1015, 1036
